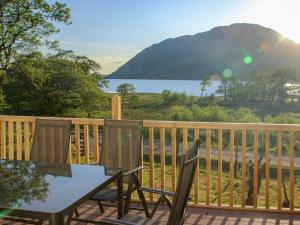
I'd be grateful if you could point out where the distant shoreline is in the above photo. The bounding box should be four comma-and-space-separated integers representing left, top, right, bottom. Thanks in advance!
103, 79, 221, 97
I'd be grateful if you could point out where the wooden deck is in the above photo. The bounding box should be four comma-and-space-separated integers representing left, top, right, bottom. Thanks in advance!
1, 201, 300, 225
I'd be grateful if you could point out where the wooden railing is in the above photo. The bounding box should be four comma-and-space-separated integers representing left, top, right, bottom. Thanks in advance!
0, 95, 299, 213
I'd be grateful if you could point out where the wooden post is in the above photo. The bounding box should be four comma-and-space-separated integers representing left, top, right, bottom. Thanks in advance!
112, 95, 121, 120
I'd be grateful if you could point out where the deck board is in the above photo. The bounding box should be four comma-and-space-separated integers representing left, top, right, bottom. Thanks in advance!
1, 201, 300, 225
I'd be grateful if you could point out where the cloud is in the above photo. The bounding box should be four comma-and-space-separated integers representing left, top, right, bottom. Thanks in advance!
60, 41, 139, 53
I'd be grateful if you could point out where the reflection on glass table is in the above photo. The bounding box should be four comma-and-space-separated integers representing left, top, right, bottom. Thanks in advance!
0, 160, 123, 225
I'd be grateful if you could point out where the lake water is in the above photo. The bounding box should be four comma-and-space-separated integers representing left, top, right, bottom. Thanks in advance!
103, 79, 221, 96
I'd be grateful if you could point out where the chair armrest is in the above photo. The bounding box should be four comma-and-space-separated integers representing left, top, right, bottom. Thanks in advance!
139, 186, 175, 197
139, 187, 192, 200
100, 218, 136, 225
123, 166, 145, 177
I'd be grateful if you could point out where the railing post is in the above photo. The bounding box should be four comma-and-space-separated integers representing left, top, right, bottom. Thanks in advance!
111, 95, 121, 120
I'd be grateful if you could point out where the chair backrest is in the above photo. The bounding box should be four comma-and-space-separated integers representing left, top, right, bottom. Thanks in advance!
99, 119, 143, 172
167, 139, 200, 225
30, 119, 71, 164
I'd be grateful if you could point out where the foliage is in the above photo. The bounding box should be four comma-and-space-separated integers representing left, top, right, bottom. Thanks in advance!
264, 113, 300, 124
162, 89, 187, 106
170, 104, 260, 123
218, 68, 299, 105
227, 107, 261, 123
3, 52, 107, 117
0, 0, 71, 87
0, 160, 48, 207
0, 92, 8, 112
116, 83, 136, 99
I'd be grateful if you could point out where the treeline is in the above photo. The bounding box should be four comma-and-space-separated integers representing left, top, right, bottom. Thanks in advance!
1, 51, 110, 118
217, 68, 300, 105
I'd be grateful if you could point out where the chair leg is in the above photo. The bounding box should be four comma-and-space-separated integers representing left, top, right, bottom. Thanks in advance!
66, 212, 73, 225
124, 177, 134, 215
74, 208, 80, 217
97, 200, 105, 213
150, 196, 164, 218
134, 173, 150, 218
163, 195, 172, 209
137, 188, 150, 218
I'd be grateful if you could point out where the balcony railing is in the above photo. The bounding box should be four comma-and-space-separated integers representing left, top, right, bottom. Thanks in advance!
0, 96, 299, 214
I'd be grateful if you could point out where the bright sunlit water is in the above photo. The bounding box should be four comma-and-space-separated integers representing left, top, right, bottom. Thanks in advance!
103, 79, 221, 96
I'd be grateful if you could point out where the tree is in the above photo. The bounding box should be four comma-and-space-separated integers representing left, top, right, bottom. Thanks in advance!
0, 0, 71, 88
199, 76, 211, 97
116, 83, 136, 99
3, 52, 107, 117
216, 76, 230, 101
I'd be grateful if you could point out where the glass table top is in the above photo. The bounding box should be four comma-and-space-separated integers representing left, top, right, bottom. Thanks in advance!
0, 160, 121, 214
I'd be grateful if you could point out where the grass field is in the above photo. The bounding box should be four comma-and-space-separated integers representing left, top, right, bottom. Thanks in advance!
140, 154, 300, 209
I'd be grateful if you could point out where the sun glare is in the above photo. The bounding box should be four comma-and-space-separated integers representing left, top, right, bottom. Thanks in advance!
245, 0, 300, 43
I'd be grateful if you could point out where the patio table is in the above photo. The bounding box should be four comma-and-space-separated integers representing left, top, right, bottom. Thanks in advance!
0, 160, 123, 225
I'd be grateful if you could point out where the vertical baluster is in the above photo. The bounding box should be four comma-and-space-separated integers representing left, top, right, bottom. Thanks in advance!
277, 132, 282, 210
31, 121, 36, 140
75, 124, 81, 164
149, 127, 154, 200
217, 129, 223, 206
253, 129, 258, 208
93, 125, 99, 163
206, 128, 211, 205
290, 131, 295, 210
68, 138, 72, 164
171, 127, 177, 192
8, 121, 13, 160
139, 137, 144, 185
265, 131, 270, 209
229, 129, 235, 207
194, 128, 200, 204
1, 120, 6, 159
16, 121, 22, 160
24, 122, 30, 160
183, 128, 188, 153
241, 129, 247, 207
84, 124, 90, 164
160, 127, 165, 190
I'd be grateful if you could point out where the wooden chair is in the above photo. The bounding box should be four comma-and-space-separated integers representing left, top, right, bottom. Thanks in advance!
30, 118, 72, 164
98, 139, 200, 225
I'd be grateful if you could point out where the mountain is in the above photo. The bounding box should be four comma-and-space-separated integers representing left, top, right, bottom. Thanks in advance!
108, 23, 300, 80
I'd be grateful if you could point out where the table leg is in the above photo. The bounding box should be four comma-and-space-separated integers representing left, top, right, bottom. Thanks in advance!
117, 173, 123, 219
49, 213, 64, 225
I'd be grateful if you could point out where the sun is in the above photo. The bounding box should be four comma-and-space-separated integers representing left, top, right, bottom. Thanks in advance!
245, 0, 300, 43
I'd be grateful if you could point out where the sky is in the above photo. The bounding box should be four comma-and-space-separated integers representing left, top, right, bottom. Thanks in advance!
52, 0, 300, 74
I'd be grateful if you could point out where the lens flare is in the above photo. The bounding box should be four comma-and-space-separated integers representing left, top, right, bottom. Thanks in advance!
243, 55, 252, 64
223, 68, 232, 78
260, 41, 270, 52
